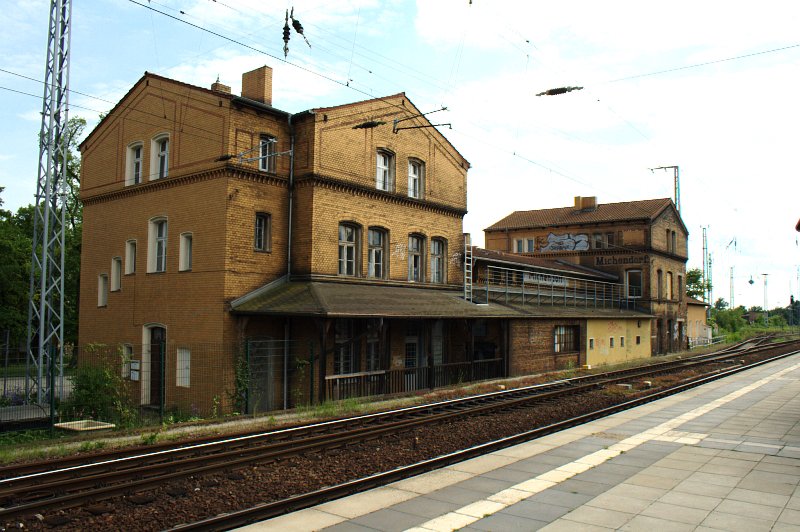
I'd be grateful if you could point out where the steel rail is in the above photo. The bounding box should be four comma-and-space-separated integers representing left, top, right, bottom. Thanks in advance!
172, 348, 800, 531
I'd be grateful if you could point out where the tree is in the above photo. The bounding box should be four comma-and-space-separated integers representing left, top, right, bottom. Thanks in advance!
713, 298, 728, 311
685, 267, 711, 299
0, 117, 85, 348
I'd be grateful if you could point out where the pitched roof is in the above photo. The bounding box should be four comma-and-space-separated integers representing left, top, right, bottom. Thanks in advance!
485, 198, 675, 231
685, 296, 709, 306
471, 248, 618, 281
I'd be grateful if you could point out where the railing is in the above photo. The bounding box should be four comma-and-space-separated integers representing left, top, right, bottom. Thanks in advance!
325, 358, 504, 400
477, 265, 634, 310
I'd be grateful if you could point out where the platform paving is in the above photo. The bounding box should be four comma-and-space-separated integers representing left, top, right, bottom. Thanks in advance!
241, 354, 800, 531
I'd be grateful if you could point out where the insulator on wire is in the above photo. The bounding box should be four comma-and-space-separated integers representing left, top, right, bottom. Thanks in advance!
283, 9, 291, 58
290, 7, 311, 48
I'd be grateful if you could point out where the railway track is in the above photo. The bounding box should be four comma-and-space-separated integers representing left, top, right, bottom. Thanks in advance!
0, 336, 798, 530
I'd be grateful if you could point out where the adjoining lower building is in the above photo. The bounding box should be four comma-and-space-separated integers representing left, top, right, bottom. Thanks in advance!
484, 196, 689, 355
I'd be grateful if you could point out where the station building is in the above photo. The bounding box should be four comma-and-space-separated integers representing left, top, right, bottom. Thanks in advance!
78, 66, 654, 415
484, 196, 689, 355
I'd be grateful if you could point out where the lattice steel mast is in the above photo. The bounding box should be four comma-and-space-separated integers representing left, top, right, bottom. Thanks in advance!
26, 0, 72, 403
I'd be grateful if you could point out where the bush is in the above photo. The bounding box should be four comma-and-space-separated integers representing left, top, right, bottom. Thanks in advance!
61, 345, 137, 427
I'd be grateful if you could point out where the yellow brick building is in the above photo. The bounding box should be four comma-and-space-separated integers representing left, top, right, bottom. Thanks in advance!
485, 196, 688, 355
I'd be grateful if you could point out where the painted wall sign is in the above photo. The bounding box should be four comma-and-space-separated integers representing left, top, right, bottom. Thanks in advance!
594, 255, 647, 266
523, 272, 569, 287
540, 232, 590, 252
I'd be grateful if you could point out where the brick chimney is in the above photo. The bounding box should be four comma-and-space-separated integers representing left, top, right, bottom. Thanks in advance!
210, 76, 231, 94
241, 66, 273, 105
574, 196, 598, 211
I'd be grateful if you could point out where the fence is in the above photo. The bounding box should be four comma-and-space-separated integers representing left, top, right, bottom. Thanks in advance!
326, 358, 504, 400
478, 265, 635, 310
1, 339, 504, 433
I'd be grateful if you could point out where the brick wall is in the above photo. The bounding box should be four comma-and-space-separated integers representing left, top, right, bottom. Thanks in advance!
508, 319, 583, 375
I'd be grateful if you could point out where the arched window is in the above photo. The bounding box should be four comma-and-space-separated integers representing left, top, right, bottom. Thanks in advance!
408, 159, 425, 199
376, 149, 395, 191
148, 217, 168, 272
125, 142, 143, 185
431, 238, 446, 283
408, 234, 425, 282
367, 227, 387, 279
150, 134, 169, 180
338, 223, 360, 276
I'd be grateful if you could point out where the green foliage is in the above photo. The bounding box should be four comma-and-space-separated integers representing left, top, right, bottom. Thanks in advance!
229, 355, 250, 415
0, 117, 85, 346
685, 267, 711, 299
61, 345, 137, 427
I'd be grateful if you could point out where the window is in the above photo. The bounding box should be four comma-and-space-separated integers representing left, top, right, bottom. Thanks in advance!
111, 257, 122, 291
97, 274, 108, 306
366, 319, 381, 371
593, 234, 603, 249
671, 231, 677, 253
367, 228, 386, 278
432, 320, 444, 365
657, 270, 663, 299
626, 269, 642, 298
408, 235, 424, 282
179, 233, 193, 271
408, 159, 424, 199
151, 135, 169, 180
376, 150, 394, 191
606, 233, 615, 248
610, 337, 615, 348
667, 271, 674, 300
259, 135, 277, 173
554, 325, 579, 353
148, 218, 168, 273
527, 239, 535, 252
125, 240, 137, 274
126, 143, 143, 186
678, 275, 683, 301
176, 347, 191, 387
338, 224, 359, 276
636, 335, 641, 345
405, 322, 421, 368
254, 213, 271, 252
620, 336, 625, 347
666, 229, 671, 252
589, 338, 594, 350
515, 239, 523, 253
431, 238, 446, 283
122, 344, 133, 378
334, 320, 354, 375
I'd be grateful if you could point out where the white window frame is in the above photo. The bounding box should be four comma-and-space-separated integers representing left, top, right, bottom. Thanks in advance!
431, 238, 446, 284
150, 134, 169, 180
125, 142, 143, 186
408, 159, 424, 199
97, 274, 108, 307
176, 347, 191, 387
259, 135, 277, 173
254, 212, 271, 252
125, 240, 137, 274
179, 232, 193, 271
515, 239, 523, 253
408, 235, 424, 282
147, 217, 168, 273
338, 224, 359, 276
367, 227, 386, 279
626, 269, 642, 299
111, 257, 122, 291
376, 150, 395, 191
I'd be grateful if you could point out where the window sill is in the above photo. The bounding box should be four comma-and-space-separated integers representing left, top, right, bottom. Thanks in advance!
254, 248, 272, 253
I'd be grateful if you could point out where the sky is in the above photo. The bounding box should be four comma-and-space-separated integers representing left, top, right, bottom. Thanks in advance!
1, 0, 799, 311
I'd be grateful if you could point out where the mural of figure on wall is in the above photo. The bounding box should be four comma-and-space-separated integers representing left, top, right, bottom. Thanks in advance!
540, 232, 590, 252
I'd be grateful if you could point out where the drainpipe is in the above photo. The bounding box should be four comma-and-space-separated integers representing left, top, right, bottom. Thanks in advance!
283, 114, 296, 410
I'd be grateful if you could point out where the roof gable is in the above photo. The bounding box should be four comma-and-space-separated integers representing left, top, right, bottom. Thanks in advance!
486, 198, 676, 232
